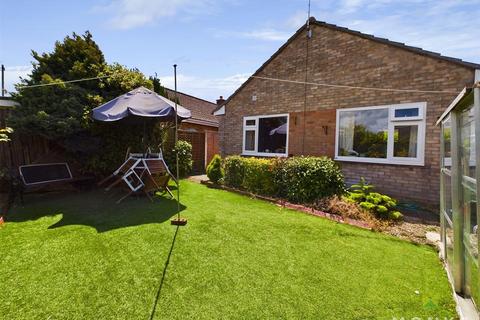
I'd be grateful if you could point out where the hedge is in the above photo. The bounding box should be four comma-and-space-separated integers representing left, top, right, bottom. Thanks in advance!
223, 156, 345, 204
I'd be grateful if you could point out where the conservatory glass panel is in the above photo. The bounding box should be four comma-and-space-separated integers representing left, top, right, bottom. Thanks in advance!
443, 117, 452, 168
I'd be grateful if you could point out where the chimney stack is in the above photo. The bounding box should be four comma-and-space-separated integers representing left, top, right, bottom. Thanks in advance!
216, 96, 225, 106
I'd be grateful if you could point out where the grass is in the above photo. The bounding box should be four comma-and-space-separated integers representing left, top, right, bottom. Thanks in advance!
0, 181, 456, 319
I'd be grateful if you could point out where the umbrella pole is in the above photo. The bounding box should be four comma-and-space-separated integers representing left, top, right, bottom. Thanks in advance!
171, 64, 186, 226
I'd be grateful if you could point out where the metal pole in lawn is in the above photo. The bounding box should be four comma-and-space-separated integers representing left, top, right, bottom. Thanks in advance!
171, 64, 186, 226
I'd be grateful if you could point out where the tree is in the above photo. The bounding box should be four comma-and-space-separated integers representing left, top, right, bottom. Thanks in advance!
9, 32, 105, 139
8, 31, 156, 174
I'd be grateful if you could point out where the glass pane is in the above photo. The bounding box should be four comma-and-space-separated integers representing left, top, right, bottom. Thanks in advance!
258, 116, 287, 154
245, 119, 256, 126
394, 108, 419, 118
338, 108, 388, 158
442, 117, 451, 168
443, 172, 453, 222
393, 125, 418, 158
244, 130, 255, 151
463, 184, 479, 304
460, 106, 476, 179
445, 222, 455, 277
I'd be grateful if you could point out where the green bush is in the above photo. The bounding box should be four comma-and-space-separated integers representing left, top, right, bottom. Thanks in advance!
346, 178, 402, 221
275, 157, 346, 204
206, 154, 224, 184
165, 140, 193, 178
242, 158, 277, 196
223, 155, 345, 204
224, 156, 246, 188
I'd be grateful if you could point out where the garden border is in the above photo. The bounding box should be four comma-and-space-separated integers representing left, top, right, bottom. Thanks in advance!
200, 180, 372, 230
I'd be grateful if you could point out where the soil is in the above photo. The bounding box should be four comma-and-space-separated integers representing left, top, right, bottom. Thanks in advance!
383, 207, 440, 245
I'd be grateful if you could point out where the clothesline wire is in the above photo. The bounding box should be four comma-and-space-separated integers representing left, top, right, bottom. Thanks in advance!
8, 73, 461, 94
251, 75, 459, 94
15, 75, 113, 89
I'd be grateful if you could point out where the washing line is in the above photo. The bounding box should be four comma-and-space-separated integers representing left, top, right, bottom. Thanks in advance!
251, 75, 459, 94
15, 75, 113, 89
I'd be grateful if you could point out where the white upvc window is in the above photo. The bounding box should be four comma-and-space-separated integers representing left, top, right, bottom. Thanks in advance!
242, 114, 289, 157
335, 102, 426, 166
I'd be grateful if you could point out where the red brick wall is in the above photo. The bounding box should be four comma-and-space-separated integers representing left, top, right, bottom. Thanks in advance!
220, 23, 476, 205
288, 109, 336, 157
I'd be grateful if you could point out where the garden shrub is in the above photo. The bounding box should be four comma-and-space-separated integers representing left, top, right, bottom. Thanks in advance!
241, 158, 277, 196
346, 178, 402, 221
223, 155, 345, 204
165, 140, 193, 178
206, 154, 224, 184
224, 156, 246, 188
275, 156, 346, 204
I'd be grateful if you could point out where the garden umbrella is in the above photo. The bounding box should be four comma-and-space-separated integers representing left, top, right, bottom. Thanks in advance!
92, 77, 189, 225
92, 86, 191, 122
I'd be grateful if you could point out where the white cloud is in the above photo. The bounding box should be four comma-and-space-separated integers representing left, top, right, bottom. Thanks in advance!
96, 0, 214, 29
159, 72, 249, 101
215, 29, 291, 42
3, 65, 32, 96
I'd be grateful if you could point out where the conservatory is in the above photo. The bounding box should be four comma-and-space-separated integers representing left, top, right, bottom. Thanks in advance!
439, 76, 480, 314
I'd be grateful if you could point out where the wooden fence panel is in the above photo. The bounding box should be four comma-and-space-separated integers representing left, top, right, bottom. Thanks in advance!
0, 108, 51, 171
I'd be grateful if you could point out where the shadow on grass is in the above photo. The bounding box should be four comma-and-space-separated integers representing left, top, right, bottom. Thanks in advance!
6, 189, 186, 232
149, 225, 180, 320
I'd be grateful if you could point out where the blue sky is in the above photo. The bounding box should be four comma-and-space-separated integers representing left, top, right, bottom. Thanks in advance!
1, 0, 479, 101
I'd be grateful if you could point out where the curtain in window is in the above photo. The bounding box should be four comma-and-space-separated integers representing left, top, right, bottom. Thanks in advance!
340, 112, 355, 155
408, 126, 418, 157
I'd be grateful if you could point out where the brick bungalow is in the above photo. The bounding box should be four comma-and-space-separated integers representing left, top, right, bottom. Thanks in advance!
214, 17, 480, 205
164, 88, 219, 173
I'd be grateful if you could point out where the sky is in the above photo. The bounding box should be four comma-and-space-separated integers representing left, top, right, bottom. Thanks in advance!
1, 0, 480, 102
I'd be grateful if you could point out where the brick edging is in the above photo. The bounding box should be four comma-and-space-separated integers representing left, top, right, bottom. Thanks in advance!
201, 180, 372, 230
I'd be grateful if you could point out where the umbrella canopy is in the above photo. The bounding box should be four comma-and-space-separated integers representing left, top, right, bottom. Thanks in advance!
92, 86, 191, 122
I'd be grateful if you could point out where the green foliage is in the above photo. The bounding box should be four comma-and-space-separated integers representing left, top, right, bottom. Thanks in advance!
206, 154, 224, 184
0, 127, 13, 142
346, 177, 402, 221
223, 156, 345, 203
165, 140, 193, 178
275, 157, 346, 203
223, 156, 246, 188
242, 158, 277, 196
389, 211, 403, 221
10, 32, 106, 139
8, 31, 158, 175
150, 75, 168, 98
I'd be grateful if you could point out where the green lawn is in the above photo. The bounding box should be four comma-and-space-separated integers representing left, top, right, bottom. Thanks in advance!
1, 181, 456, 319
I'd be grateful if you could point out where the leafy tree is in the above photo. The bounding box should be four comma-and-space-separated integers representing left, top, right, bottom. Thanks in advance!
9, 31, 105, 139
8, 31, 157, 174
150, 74, 168, 98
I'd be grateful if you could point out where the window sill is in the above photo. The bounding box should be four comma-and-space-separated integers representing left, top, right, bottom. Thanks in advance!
242, 152, 288, 158
334, 156, 424, 166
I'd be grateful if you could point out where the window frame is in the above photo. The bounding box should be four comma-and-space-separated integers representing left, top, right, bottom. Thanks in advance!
242, 113, 289, 157
335, 102, 426, 166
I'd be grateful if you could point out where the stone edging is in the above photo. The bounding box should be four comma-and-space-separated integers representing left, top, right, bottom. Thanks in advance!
201, 180, 372, 230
